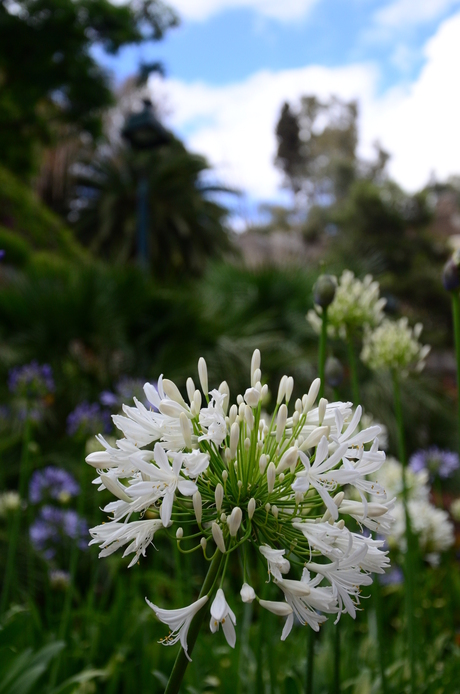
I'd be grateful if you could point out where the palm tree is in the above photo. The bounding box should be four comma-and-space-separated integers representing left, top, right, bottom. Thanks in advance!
72, 137, 235, 278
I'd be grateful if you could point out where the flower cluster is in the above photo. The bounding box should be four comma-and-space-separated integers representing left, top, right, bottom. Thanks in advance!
371, 457, 454, 566
29, 466, 80, 505
361, 318, 430, 375
87, 351, 391, 657
308, 271, 386, 339
100, 377, 153, 410
409, 447, 459, 481
8, 361, 55, 399
30, 506, 88, 560
67, 401, 112, 438
0, 491, 21, 517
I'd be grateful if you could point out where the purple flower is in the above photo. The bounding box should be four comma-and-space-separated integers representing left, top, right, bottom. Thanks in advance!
100, 377, 155, 410
29, 466, 79, 504
409, 446, 459, 480
379, 567, 404, 586
30, 505, 88, 558
67, 401, 111, 437
8, 361, 54, 399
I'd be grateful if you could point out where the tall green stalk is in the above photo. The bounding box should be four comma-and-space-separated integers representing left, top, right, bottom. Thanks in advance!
164, 551, 223, 694
1, 417, 31, 614
451, 292, 460, 462
392, 371, 417, 694
318, 307, 328, 399
333, 620, 341, 694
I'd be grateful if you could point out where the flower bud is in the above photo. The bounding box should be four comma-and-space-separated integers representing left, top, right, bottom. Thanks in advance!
245, 405, 254, 430
276, 404, 287, 442
313, 274, 337, 307
277, 446, 299, 474
267, 462, 276, 494
325, 356, 344, 388
180, 412, 193, 449
193, 491, 202, 525
285, 376, 294, 403
229, 404, 238, 426
303, 378, 321, 413
200, 537, 207, 550
193, 390, 202, 411
222, 470, 228, 483
186, 377, 195, 404
259, 600, 293, 617
318, 398, 327, 425
272, 505, 279, 519
244, 387, 260, 408
215, 483, 224, 512
162, 379, 187, 407
227, 507, 243, 536
219, 381, 230, 414
212, 522, 226, 553
259, 454, 268, 474
277, 375, 287, 404
176, 527, 184, 539
240, 582, 256, 603
248, 497, 256, 519
230, 422, 239, 458
198, 357, 208, 395
251, 349, 261, 384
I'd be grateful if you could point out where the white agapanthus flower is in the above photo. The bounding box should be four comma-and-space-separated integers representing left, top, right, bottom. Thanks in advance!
361, 317, 430, 375
307, 270, 386, 339
86, 350, 390, 658
370, 457, 454, 565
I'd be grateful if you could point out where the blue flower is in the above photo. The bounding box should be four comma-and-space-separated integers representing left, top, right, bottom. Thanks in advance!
8, 361, 54, 399
409, 446, 459, 480
67, 401, 111, 437
29, 466, 79, 504
30, 506, 88, 559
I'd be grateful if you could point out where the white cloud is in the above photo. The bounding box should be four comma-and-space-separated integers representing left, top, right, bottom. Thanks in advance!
169, 0, 319, 22
375, 0, 460, 27
150, 11, 460, 201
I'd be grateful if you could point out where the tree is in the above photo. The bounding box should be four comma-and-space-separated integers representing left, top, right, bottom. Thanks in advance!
71, 136, 234, 278
275, 95, 358, 204
0, 0, 178, 177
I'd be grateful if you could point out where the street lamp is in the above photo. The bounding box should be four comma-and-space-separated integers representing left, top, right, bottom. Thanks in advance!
122, 98, 171, 269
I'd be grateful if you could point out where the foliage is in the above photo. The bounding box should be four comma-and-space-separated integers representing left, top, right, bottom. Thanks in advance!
72, 139, 234, 277
0, 0, 178, 177
0, 165, 86, 263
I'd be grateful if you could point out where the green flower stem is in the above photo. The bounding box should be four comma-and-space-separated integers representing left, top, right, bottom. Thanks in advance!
373, 578, 388, 694
333, 621, 341, 694
306, 626, 315, 694
346, 333, 361, 405
319, 306, 328, 399
1, 417, 31, 614
164, 551, 223, 694
451, 292, 460, 462
392, 370, 417, 694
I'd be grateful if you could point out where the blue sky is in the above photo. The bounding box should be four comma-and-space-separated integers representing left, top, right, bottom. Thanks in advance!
100, 0, 460, 220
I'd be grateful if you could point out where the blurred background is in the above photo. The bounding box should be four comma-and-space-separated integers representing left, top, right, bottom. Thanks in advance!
1, 0, 460, 692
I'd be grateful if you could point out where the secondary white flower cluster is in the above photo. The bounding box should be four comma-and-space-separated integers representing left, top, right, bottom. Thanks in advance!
0, 491, 21, 516
371, 457, 454, 566
307, 270, 386, 339
361, 317, 430, 375
86, 351, 391, 659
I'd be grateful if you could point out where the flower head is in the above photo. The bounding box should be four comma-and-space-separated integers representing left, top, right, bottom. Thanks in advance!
67, 401, 112, 438
361, 317, 430, 375
87, 350, 389, 650
29, 466, 79, 504
308, 270, 386, 339
409, 446, 459, 480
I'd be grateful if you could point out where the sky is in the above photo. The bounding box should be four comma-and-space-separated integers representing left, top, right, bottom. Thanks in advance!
99, 0, 460, 223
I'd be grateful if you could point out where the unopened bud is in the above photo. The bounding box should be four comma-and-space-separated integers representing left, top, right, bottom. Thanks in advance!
313, 274, 337, 308
259, 454, 268, 474
186, 377, 195, 405
162, 379, 187, 407
219, 381, 230, 414
230, 422, 239, 458
303, 378, 321, 413
277, 376, 287, 405
180, 412, 193, 449
251, 349, 261, 384
240, 583, 256, 603
222, 470, 228, 483
227, 507, 243, 536
285, 376, 294, 403
276, 405, 287, 442
267, 462, 276, 494
261, 384, 269, 399
318, 398, 327, 425
198, 357, 208, 395
193, 390, 202, 411
272, 505, 279, 518
244, 387, 260, 408
176, 527, 184, 539
237, 394, 244, 405
229, 404, 238, 425
220, 512, 227, 522
212, 522, 226, 553
277, 446, 299, 474
215, 483, 224, 512
245, 405, 254, 430
225, 448, 231, 461
193, 491, 202, 525
201, 537, 207, 550
248, 497, 256, 519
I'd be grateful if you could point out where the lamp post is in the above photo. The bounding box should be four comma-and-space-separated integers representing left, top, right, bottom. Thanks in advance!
121, 98, 171, 269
